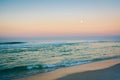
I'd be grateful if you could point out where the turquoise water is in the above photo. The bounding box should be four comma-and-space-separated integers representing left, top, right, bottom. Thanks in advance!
0, 40, 120, 79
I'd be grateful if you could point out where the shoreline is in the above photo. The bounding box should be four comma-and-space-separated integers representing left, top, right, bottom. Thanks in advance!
17, 58, 120, 80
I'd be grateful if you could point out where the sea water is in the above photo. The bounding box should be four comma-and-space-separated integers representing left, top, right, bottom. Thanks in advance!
0, 40, 120, 79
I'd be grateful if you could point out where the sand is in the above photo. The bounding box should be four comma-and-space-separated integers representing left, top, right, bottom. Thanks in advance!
17, 58, 120, 80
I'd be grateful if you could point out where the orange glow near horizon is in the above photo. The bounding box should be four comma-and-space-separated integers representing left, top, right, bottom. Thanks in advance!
0, 0, 120, 38
1, 15, 120, 37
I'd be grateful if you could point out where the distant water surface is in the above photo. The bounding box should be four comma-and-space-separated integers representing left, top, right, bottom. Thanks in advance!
0, 40, 120, 79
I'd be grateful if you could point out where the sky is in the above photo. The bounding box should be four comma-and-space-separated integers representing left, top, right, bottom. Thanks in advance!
0, 0, 120, 39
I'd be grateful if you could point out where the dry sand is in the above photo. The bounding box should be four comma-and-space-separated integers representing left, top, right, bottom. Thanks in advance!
17, 58, 120, 80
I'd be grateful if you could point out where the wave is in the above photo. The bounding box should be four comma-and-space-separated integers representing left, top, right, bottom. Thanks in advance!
0, 60, 87, 72
0, 42, 26, 45
1, 55, 120, 72
91, 56, 120, 62
0, 64, 44, 73
0, 64, 61, 80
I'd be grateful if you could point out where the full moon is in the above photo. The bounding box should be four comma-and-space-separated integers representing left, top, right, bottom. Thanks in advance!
80, 20, 84, 23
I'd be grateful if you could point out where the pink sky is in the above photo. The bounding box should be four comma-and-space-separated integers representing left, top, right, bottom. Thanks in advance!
0, 0, 120, 38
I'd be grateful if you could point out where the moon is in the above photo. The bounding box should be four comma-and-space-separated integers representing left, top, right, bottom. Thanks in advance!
80, 20, 84, 23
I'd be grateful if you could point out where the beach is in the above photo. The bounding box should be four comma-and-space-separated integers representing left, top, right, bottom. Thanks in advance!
17, 58, 120, 80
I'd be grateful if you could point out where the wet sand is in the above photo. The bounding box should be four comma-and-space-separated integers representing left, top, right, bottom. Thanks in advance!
17, 58, 120, 80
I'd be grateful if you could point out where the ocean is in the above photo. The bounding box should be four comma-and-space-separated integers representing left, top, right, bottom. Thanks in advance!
0, 40, 120, 80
